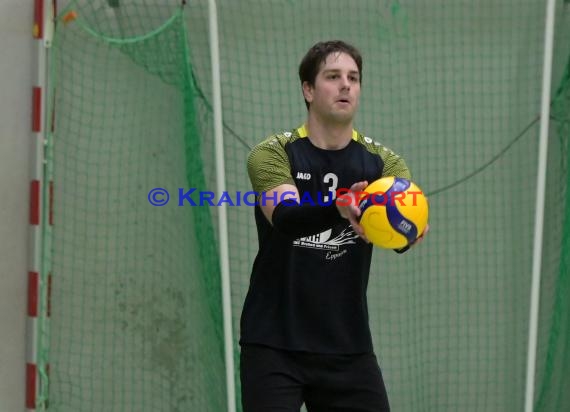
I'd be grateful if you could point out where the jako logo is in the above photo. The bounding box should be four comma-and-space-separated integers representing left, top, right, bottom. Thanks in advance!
296, 172, 311, 180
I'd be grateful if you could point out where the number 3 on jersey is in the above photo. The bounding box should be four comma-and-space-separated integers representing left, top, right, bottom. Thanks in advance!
322, 173, 338, 203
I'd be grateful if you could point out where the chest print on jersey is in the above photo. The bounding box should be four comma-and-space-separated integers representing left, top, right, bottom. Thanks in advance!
292, 226, 358, 251
325, 249, 348, 260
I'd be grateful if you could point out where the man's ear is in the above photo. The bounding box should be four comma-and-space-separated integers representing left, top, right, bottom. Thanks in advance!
302, 81, 314, 104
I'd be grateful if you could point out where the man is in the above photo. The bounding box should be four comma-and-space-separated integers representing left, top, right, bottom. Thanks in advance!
240, 40, 426, 412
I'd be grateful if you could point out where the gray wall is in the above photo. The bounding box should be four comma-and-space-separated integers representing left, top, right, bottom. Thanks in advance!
0, 1, 34, 411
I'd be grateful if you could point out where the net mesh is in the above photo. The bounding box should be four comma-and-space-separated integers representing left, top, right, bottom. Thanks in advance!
42, 0, 570, 411
45, 1, 224, 411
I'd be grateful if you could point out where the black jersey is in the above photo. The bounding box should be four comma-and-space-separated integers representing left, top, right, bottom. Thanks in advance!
240, 124, 411, 354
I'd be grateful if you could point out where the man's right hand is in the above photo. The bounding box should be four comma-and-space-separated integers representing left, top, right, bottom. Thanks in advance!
336, 181, 369, 243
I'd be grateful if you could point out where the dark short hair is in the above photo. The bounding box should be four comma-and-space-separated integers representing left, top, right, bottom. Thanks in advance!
298, 40, 363, 109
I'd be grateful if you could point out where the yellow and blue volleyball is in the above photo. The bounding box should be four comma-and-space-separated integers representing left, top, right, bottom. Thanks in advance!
358, 177, 429, 249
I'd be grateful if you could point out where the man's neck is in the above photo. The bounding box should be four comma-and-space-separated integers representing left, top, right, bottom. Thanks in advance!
306, 116, 353, 150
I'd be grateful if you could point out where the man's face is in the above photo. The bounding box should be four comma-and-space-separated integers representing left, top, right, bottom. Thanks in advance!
303, 52, 361, 123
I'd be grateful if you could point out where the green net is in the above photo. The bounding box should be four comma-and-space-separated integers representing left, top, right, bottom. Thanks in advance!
535, 47, 570, 412
45, 1, 225, 411
43, 0, 570, 411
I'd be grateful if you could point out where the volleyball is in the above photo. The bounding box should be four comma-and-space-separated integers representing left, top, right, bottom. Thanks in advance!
358, 176, 429, 249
